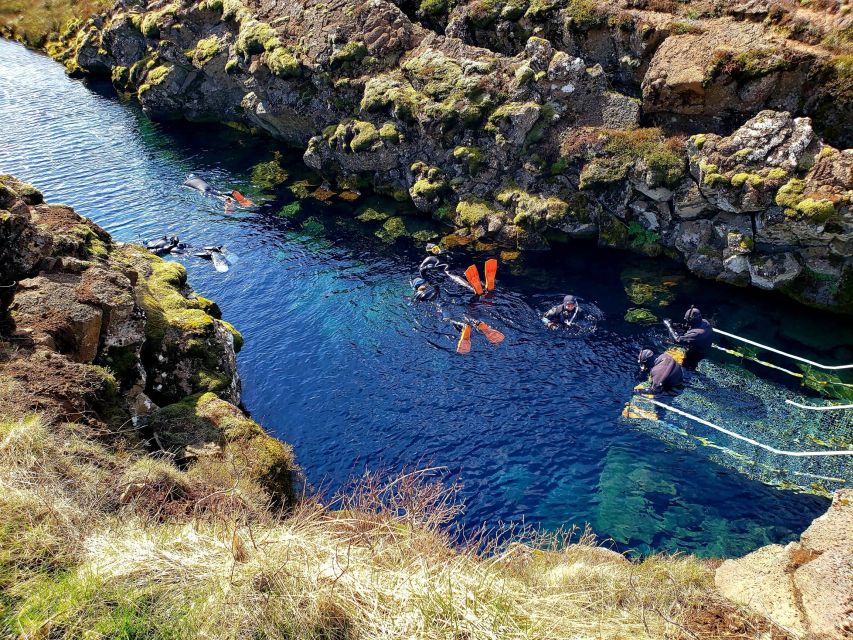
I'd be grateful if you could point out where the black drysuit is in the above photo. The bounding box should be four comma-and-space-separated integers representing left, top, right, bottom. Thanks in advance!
646, 353, 684, 393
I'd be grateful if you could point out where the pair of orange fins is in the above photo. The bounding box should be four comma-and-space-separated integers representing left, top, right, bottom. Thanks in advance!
457, 320, 505, 354
464, 258, 497, 296
231, 190, 255, 207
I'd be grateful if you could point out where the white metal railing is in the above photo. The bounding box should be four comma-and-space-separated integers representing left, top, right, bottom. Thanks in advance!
714, 328, 853, 371
785, 400, 853, 412
639, 397, 853, 458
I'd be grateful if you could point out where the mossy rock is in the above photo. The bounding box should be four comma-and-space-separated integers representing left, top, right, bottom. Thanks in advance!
251, 152, 288, 190
190, 36, 220, 65
330, 41, 367, 66
625, 308, 658, 324
355, 207, 390, 223
277, 202, 302, 218
453, 146, 484, 172
236, 19, 279, 57
379, 122, 400, 143
624, 279, 674, 307
301, 217, 325, 236
350, 121, 380, 152
266, 47, 300, 77
455, 198, 495, 227
376, 216, 407, 243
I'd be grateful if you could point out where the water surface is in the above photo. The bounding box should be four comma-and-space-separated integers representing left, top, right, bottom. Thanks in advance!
1, 39, 850, 556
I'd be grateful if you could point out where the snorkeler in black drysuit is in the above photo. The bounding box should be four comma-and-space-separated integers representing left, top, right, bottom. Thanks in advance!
542, 295, 581, 329
411, 277, 440, 302
416, 244, 477, 293
664, 306, 714, 370
183, 175, 254, 206
542, 294, 603, 331
637, 348, 684, 394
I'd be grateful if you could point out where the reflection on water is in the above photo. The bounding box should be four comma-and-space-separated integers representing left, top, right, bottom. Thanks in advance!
1, 40, 850, 557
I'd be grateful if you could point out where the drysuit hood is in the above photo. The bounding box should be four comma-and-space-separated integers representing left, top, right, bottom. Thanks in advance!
684, 307, 702, 327
638, 349, 656, 367
563, 295, 577, 309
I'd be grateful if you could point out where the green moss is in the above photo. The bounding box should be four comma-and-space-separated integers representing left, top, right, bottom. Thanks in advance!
110, 65, 128, 88
266, 46, 300, 77
703, 173, 729, 186
146, 64, 170, 86
453, 146, 485, 172
191, 35, 219, 65
199, 0, 224, 11
581, 129, 684, 190
361, 74, 423, 122
330, 41, 367, 66
565, 0, 608, 30
139, 3, 177, 38
236, 19, 279, 57
117, 253, 214, 346
793, 198, 836, 222
350, 121, 380, 152
766, 168, 787, 181
251, 152, 288, 190
579, 158, 628, 190
224, 58, 239, 73
222, 0, 248, 21
706, 47, 792, 83
689, 134, 707, 149
455, 199, 494, 226
277, 202, 302, 218
356, 207, 389, 222
420, 0, 448, 16
378, 122, 399, 143
775, 178, 806, 208
376, 216, 407, 242
301, 217, 325, 236
627, 222, 662, 256
625, 308, 658, 324
411, 177, 445, 200
730, 172, 763, 188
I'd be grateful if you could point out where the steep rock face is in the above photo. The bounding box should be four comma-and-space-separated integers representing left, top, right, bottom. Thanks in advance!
20, 0, 853, 312
716, 489, 853, 639
0, 174, 298, 505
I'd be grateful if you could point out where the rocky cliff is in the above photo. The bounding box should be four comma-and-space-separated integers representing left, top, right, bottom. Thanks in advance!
0, 174, 299, 509
5, 0, 853, 312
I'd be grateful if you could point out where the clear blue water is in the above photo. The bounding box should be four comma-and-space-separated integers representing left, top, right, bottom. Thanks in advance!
1, 40, 850, 557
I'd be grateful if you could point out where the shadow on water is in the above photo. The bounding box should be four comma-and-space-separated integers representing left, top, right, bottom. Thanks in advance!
1, 39, 849, 557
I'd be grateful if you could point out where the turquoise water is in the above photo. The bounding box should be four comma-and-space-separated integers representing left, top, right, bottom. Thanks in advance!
1, 39, 850, 556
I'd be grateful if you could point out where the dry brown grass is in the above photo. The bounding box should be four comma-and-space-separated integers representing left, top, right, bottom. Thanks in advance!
0, 413, 791, 639
0, 0, 111, 47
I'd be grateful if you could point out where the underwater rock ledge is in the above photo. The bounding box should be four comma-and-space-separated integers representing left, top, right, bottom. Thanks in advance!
5, 0, 853, 312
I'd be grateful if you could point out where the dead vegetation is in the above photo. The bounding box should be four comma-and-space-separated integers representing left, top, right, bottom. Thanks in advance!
0, 410, 792, 639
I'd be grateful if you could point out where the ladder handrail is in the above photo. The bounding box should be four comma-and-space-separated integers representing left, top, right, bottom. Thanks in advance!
713, 328, 853, 371
641, 397, 853, 457
785, 400, 853, 412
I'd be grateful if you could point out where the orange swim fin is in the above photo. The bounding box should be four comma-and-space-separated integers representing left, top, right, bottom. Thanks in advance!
231, 191, 255, 207
464, 265, 484, 295
484, 258, 497, 291
476, 321, 504, 344
457, 324, 472, 354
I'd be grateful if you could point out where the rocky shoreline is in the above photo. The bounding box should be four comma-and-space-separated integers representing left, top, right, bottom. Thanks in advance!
0, 174, 299, 510
4, 0, 851, 312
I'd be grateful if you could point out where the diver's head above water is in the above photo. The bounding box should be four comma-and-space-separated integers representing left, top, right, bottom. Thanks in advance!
638, 348, 656, 371
563, 295, 577, 312
684, 306, 702, 327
